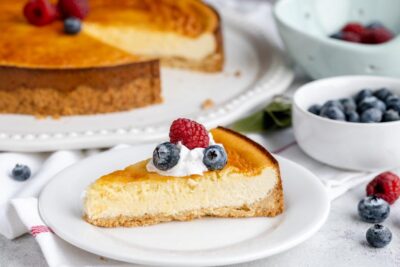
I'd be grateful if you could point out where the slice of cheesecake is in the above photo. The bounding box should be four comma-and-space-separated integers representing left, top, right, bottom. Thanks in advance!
84, 127, 284, 227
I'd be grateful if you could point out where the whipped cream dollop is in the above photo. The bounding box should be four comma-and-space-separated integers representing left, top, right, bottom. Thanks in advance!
146, 134, 224, 177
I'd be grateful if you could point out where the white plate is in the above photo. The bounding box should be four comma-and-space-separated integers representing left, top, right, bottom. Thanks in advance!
0, 13, 293, 152
39, 145, 330, 267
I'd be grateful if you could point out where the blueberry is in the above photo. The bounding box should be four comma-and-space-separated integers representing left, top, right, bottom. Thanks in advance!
345, 110, 360, 122
358, 196, 390, 223
358, 96, 386, 113
64, 17, 82, 35
386, 96, 400, 113
330, 32, 343, 40
203, 145, 227, 171
374, 88, 392, 101
367, 22, 385, 29
385, 94, 400, 106
320, 106, 346, 121
322, 100, 344, 112
308, 104, 322, 115
11, 164, 31, 181
152, 142, 180, 171
366, 224, 392, 248
354, 89, 373, 104
383, 109, 400, 122
340, 98, 357, 113
360, 108, 382, 123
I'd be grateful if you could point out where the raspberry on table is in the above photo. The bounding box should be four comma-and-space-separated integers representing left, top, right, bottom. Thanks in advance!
366, 172, 400, 204
169, 118, 209, 149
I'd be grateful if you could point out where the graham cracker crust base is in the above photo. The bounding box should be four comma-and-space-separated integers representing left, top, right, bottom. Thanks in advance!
0, 61, 162, 116
84, 182, 284, 228
0, 78, 161, 117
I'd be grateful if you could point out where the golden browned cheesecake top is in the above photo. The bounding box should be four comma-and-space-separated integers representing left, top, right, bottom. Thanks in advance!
97, 127, 278, 185
0, 0, 219, 68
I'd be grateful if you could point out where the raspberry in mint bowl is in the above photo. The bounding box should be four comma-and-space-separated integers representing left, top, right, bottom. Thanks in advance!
273, 0, 400, 79
293, 76, 400, 171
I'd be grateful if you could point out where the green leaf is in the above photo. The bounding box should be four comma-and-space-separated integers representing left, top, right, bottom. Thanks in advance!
230, 96, 292, 133
230, 110, 264, 132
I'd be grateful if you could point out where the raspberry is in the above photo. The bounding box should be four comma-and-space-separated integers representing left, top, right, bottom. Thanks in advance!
23, 0, 58, 26
371, 28, 393, 44
341, 32, 362, 43
58, 0, 89, 20
362, 28, 393, 44
169, 118, 209, 149
342, 23, 365, 35
366, 172, 400, 204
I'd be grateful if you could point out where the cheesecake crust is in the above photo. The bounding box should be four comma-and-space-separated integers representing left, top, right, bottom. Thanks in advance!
83, 181, 284, 228
0, 61, 162, 116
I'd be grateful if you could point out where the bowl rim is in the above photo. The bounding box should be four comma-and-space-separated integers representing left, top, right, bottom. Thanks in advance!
293, 75, 400, 127
273, 0, 399, 50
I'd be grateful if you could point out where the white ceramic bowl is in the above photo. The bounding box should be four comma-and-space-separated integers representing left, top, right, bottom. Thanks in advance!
293, 76, 400, 171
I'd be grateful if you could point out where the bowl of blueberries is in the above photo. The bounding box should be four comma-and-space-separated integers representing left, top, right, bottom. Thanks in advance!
274, 0, 400, 79
293, 76, 400, 171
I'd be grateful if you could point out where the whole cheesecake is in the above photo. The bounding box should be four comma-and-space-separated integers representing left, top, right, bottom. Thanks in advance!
84, 127, 284, 227
0, 0, 223, 116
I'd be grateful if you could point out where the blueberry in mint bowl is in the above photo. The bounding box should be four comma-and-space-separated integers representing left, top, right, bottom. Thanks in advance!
293, 76, 400, 171
273, 0, 400, 79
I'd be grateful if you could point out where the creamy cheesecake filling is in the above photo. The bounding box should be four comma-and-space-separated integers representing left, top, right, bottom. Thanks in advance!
83, 23, 217, 61
84, 168, 278, 220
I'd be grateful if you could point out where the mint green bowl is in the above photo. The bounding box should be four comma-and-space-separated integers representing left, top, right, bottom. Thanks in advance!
273, 0, 400, 79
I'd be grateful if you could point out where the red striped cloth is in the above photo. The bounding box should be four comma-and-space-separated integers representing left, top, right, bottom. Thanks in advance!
30, 225, 53, 237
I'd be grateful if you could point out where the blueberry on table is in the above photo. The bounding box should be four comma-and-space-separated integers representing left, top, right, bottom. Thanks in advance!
358, 96, 386, 113
354, 89, 373, 103
383, 109, 400, 122
373, 88, 392, 101
203, 145, 227, 171
360, 108, 382, 123
345, 110, 360, 122
64, 17, 82, 35
358, 196, 390, 223
340, 98, 357, 113
366, 224, 392, 248
320, 106, 346, 121
11, 164, 31, 181
152, 142, 180, 171
308, 104, 322, 115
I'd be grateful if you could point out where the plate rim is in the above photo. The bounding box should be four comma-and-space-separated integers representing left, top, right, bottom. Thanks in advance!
39, 147, 330, 267
0, 12, 294, 152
